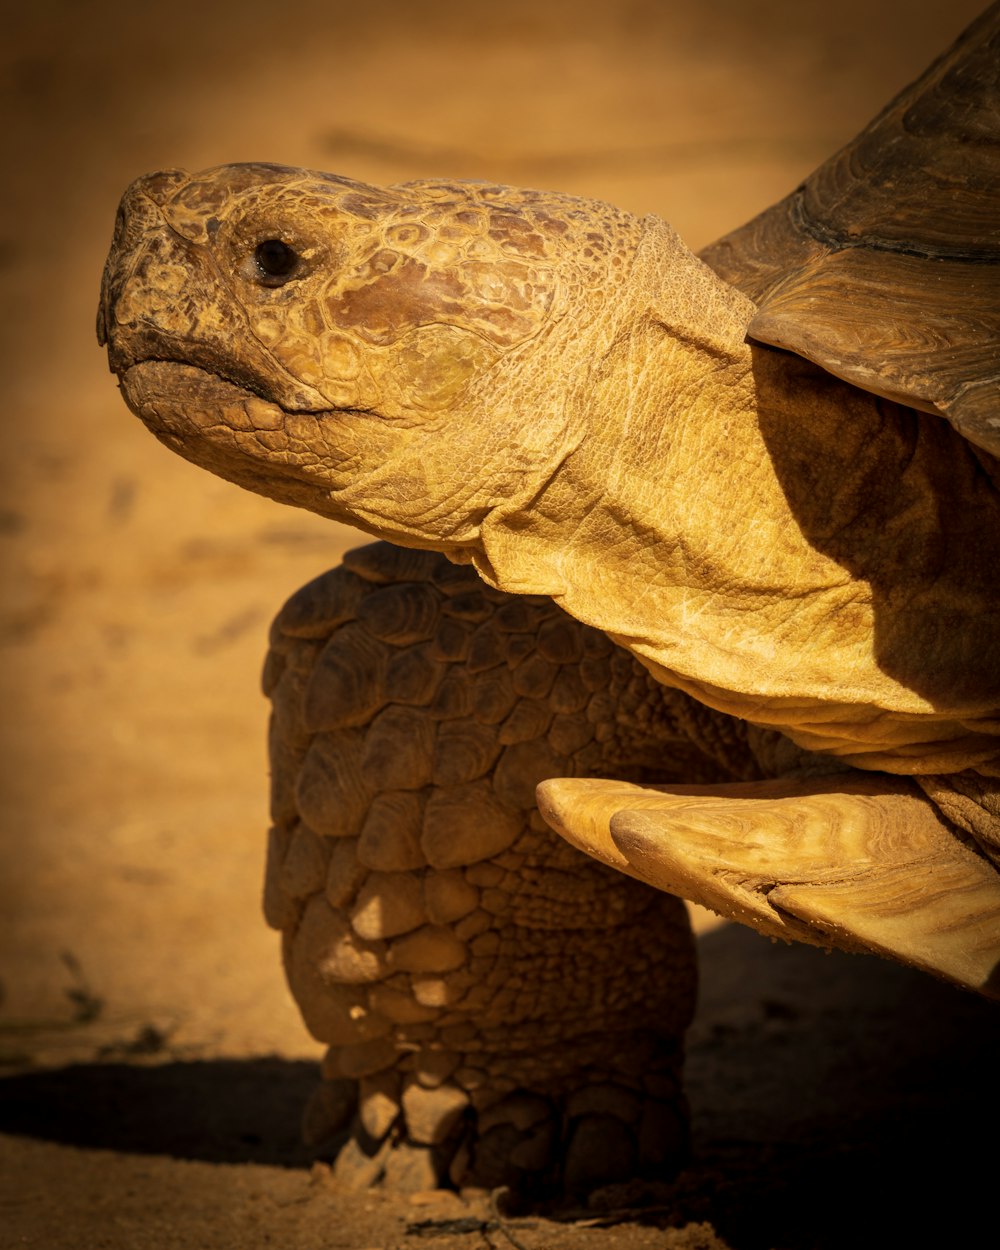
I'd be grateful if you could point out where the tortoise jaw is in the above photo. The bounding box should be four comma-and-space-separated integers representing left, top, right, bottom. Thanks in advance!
110, 340, 332, 416
102, 300, 334, 415
117, 360, 349, 509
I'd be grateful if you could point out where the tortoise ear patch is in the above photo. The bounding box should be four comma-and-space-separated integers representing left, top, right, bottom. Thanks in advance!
325, 253, 555, 350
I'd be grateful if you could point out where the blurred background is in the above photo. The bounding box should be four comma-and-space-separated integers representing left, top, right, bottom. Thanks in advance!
0, 0, 986, 1064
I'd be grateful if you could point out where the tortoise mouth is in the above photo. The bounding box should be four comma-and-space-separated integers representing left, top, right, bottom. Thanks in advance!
119, 357, 374, 428
117, 360, 354, 508
120, 358, 299, 431
112, 335, 338, 412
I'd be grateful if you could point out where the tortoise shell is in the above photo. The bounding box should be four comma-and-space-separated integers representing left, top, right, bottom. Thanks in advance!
700, 1, 1000, 457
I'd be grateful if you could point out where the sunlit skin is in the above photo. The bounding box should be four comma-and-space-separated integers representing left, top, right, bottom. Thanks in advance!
99, 97, 1000, 996
99, 164, 1000, 776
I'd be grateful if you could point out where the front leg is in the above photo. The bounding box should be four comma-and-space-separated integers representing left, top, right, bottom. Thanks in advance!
262, 542, 753, 1196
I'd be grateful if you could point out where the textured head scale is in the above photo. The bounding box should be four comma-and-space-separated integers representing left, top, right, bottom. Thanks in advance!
99, 164, 648, 546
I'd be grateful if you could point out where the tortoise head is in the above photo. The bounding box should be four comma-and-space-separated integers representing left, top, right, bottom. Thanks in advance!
98, 163, 649, 548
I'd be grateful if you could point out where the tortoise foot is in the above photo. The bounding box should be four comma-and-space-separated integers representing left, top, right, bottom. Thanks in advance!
300, 1042, 688, 1199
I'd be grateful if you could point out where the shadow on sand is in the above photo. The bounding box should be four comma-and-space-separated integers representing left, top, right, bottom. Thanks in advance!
0, 1055, 321, 1168
1, 925, 998, 1247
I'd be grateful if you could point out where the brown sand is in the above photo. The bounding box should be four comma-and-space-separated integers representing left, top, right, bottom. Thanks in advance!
2, 2, 998, 1246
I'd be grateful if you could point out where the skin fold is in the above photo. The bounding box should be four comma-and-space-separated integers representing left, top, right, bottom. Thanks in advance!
98, 9, 1000, 1193
99, 158, 1000, 1190
98, 166, 1000, 776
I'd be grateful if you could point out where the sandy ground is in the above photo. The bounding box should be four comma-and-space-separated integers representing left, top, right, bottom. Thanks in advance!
2, 1, 998, 1247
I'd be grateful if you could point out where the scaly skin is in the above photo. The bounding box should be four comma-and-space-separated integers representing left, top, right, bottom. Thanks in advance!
98, 166, 1000, 1109
98, 166, 1000, 779
263, 540, 783, 1192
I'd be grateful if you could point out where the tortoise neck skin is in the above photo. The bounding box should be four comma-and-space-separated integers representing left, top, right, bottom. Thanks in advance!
472, 220, 1000, 774
100, 165, 1000, 775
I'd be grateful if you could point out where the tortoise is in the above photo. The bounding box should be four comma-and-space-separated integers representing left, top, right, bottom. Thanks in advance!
97, 2, 1000, 1195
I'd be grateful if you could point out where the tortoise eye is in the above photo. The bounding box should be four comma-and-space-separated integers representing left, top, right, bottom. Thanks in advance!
253, 238, 300, 283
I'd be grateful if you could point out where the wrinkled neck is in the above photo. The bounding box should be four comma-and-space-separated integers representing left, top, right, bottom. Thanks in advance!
469, 228, 1000, 772
472, 218, 765, 599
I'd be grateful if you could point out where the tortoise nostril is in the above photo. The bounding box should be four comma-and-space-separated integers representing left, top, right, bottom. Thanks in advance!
129, 168, 191, 207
